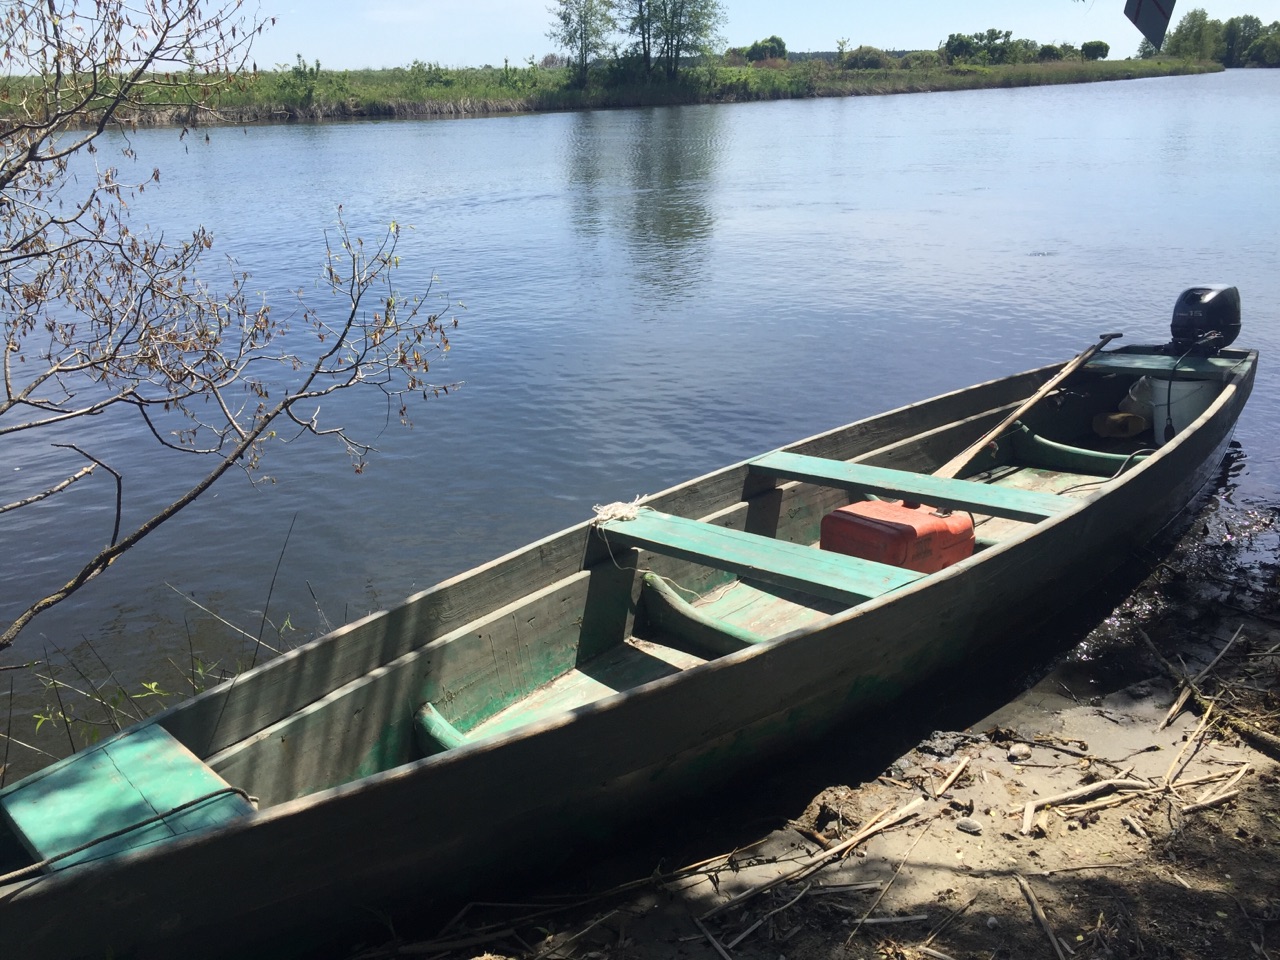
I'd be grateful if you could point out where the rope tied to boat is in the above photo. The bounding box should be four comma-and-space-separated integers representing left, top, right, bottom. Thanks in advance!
590, 496, 704, 601
592, 495, 645, 524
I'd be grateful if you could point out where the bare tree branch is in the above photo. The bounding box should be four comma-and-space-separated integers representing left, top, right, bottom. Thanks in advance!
0, 463, 96, 515
0, 5, 460, 651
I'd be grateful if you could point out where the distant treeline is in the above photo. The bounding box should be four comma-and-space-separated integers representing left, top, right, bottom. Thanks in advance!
1140, 9, 1280, 66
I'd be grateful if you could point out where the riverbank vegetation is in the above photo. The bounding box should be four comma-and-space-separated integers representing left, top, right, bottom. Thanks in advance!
2, 7, 1258, 128
114, 53, 1221, 126
196, 4, 1268, 123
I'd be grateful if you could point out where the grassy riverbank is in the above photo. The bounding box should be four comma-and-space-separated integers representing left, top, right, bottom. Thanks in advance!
134, 57, 1224, 124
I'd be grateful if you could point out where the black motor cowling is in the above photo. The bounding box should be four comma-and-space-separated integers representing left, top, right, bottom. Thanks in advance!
1170, 285, 1241, 355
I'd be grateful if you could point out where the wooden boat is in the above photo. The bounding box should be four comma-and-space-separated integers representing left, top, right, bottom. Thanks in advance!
0, 301, 1257, 958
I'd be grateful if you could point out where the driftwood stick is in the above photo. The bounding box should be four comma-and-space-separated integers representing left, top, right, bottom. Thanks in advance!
1056, 794, 1134, 817
1160, 685, 1194, 730
1020, 779, 1151, 835
1172, 769, 1238, 790
1139, 628, 1280, 759
936, 757, 970, 797
1163, 704, 1215, 788
692, 915, 734, 960
857, 915, 930, 924
1138, 627, 1190, 685
701, 798, 923, 919
829, 797, 924, 862
723, 917, 764, 950
529, 910, 619, 960
1197, 762, 1250, 804
1027, 860, 1140, 877
1192, 624, 1245, 685
1216, 707, 1280, 759
1180, 791, 1240, 815
1121, 815, 1150, 839
1015, 873, 1069, 960
919, 949, 960, 960
806, 882, 884, 896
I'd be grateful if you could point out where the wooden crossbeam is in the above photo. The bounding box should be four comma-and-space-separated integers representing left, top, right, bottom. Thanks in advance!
598, 511, 923, 606
1084, 352, 1243, 380
750, 450, 1069, 523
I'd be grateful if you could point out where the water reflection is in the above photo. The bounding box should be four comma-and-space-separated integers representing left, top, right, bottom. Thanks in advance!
564, 106, 722, 309
623, 107, 718, 281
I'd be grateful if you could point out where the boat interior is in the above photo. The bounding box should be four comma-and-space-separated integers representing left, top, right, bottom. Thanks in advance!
198, 350, 1243, 802
0, 349, 1248, 877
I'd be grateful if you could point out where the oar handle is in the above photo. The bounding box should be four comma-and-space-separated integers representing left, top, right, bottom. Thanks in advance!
934, 331, 1124, 479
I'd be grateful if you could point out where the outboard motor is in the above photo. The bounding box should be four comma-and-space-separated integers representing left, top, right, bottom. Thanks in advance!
1169, 285, 1241, 356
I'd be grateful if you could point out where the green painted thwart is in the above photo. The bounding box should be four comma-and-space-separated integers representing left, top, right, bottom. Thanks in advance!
0, 724, 250, 869
1083, 353, 1247, 380
601, 510, 923, 605
750, 450, 1069, 522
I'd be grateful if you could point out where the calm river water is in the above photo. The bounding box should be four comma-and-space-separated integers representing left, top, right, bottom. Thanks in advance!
2, 70, 1278, 766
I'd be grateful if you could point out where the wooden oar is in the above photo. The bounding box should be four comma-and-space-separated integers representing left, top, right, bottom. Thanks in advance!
935, 331, 1124, 479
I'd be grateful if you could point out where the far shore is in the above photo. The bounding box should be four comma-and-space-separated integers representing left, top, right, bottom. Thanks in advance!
87, 58, 1224, 128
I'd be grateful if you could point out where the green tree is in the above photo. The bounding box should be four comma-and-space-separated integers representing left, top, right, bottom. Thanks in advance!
1081, 40, 1110, 61
653, 0, 726, 80
1246, 24, 1280, 66
1136, 38, 1160, 59
943, 29, 1013, 65
844, 46, 895, 70
978, 28, 1014, 64
901, 50, 942, 71
1006, 38, 1040, 63
745, 35, 786, 62
942, 33, 977, 63
548, 0, 617, 88
1038, 43, 1064, 61
1222, 15, 1263, 67
1, 2, 458, 651
615, 0, 657, 76
1163, 8, 1224, 61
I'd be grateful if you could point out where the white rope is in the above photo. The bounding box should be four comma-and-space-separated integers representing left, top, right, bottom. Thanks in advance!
590, 497, 714, 605
592, 495, 645, 524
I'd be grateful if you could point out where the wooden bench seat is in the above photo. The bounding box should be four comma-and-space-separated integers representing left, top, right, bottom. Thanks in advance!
749, 450, 1070, 523
0, 723, 252, 871
1083, 352, 1245, 381
598, 510, 924, 606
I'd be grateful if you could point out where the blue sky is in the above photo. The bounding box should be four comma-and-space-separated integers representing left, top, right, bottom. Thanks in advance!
252, 2, 1275, 70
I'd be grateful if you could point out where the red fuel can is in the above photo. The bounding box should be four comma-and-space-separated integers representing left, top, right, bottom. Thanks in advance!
820, 500, 974, 574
